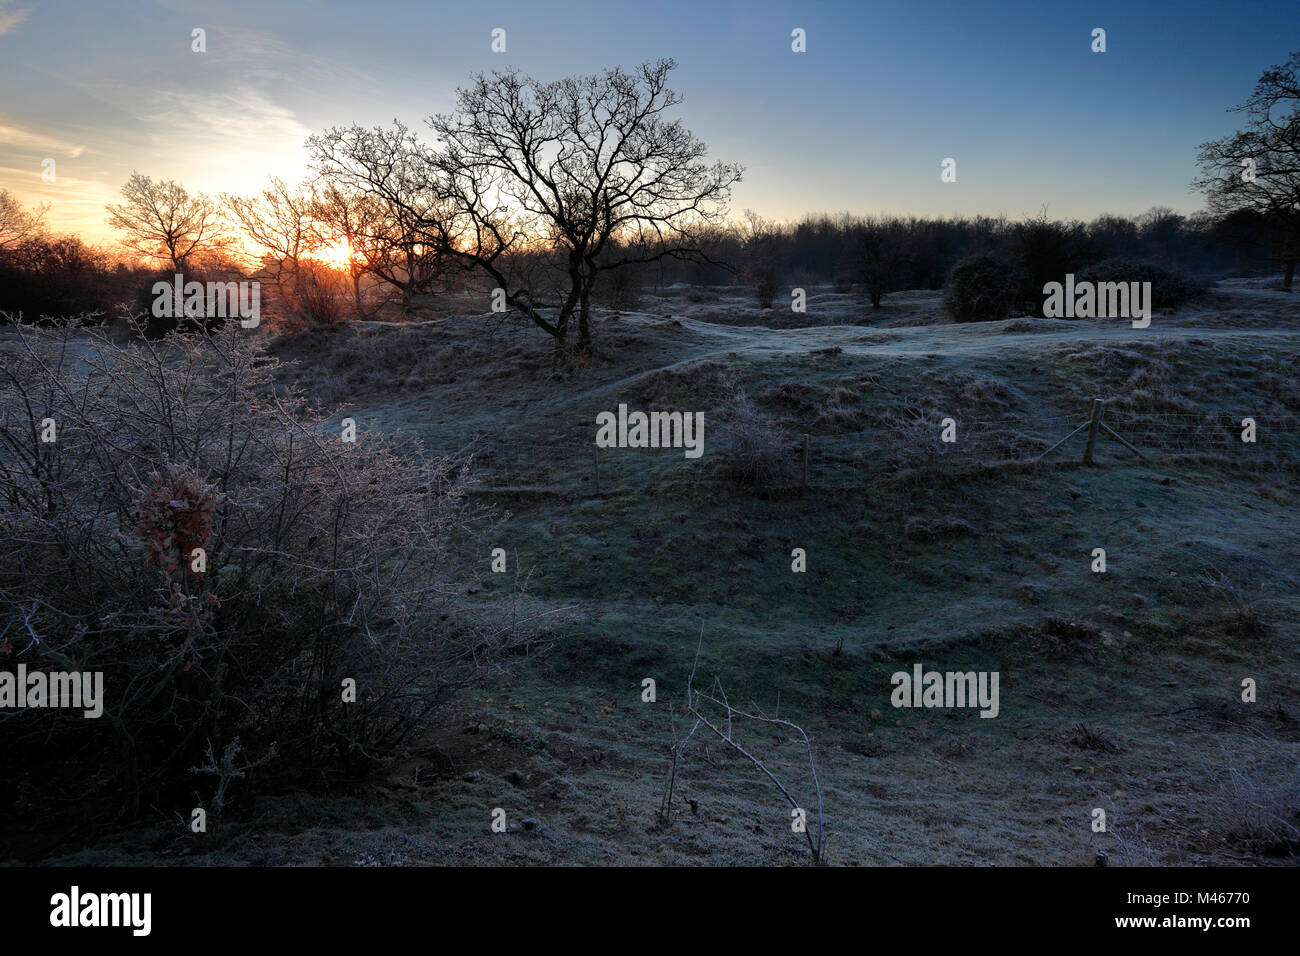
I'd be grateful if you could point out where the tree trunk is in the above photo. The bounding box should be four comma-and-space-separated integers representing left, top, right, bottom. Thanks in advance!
576, 258, 598, 355
351, 271, 365, 319
549, 263, 583, 368
577, 285, 593, 355
548, 306, 573, 375
291, 259, 308, 322
1282, 226, 1298, 290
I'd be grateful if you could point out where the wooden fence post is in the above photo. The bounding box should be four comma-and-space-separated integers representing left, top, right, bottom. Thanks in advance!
1083, 398, 1104, 465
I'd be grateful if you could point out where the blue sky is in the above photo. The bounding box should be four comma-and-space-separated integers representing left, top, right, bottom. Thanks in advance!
1, 0, 1296, 243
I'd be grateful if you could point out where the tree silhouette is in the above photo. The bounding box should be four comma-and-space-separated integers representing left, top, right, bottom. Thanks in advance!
105, 172, 226, 271
0, 189, 48, 251
226, 177, 319, 315
307, 123, 455, 316
1195, 51, 1300, 288
428, 59, 742, 363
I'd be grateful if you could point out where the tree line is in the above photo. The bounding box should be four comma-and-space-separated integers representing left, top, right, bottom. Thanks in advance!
1, 50, 1296, 344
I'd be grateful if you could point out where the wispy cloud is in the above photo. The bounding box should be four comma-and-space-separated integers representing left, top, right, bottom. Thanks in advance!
99, 82, 317, 194
0, 160, 122, 242
57, 19, 372, 197
143, 84, 313, 152
0, 118, 87, 156
0, 3, 27, 36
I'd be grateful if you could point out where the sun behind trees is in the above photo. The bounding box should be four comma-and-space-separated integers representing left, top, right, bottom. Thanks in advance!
153, 58, 742, 354
306, 122, 457, 319
302, 58, 742, 364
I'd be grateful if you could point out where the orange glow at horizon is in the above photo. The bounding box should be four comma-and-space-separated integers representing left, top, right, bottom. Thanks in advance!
307, 237, 356, 270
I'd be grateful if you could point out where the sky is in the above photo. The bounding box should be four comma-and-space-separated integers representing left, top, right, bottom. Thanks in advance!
0, 0, 1297, 246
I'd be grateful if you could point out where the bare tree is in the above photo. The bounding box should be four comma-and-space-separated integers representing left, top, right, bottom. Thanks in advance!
310, 182, 385, 319
226, 177, 319, 310
849, 218, 915, 308
1195, 50, 1300, 288
428, 58, 743, 362
740, 209, 784, 308
307, 123, 455, 317
105, 172, 227, 270
0, 189, 48, 251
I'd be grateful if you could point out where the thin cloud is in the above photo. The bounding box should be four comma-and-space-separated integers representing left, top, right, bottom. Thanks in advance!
0, 3, 27, 36
0, 119, 88, 156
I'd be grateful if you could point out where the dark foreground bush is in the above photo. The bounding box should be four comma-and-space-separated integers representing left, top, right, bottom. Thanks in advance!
943, 253, 1027, 322
0, 316, 554, 857
1079, 257, 1205, 311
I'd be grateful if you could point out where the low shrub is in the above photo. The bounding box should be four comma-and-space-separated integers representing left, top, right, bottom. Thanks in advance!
943, 253, 1027, 322
711, 377, 796, 486
1079, 257, 1205, 311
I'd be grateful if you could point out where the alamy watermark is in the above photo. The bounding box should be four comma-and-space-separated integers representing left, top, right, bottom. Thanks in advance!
1042, 274, 1151, 328
0, 665, 104, 718
890, 664, 999, 718
50, 886, 150, 936
152, 273, 261, 328
595, 404, 704, 459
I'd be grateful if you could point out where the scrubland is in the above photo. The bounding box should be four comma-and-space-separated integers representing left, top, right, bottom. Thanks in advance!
6, 279, 1298, 866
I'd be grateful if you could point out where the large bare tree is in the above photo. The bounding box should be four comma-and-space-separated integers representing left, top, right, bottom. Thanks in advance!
1195, 50, 1300, 288
428, 58, 742, 361
105, 172, 226, 270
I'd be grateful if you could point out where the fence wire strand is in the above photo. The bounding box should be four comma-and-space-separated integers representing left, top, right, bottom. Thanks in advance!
450, 410, 1299, 491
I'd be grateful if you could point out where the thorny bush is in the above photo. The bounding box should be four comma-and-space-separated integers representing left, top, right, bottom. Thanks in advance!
0, 314, 558, 856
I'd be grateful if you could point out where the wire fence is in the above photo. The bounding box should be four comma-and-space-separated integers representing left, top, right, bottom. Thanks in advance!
451, 404, 1300, 493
